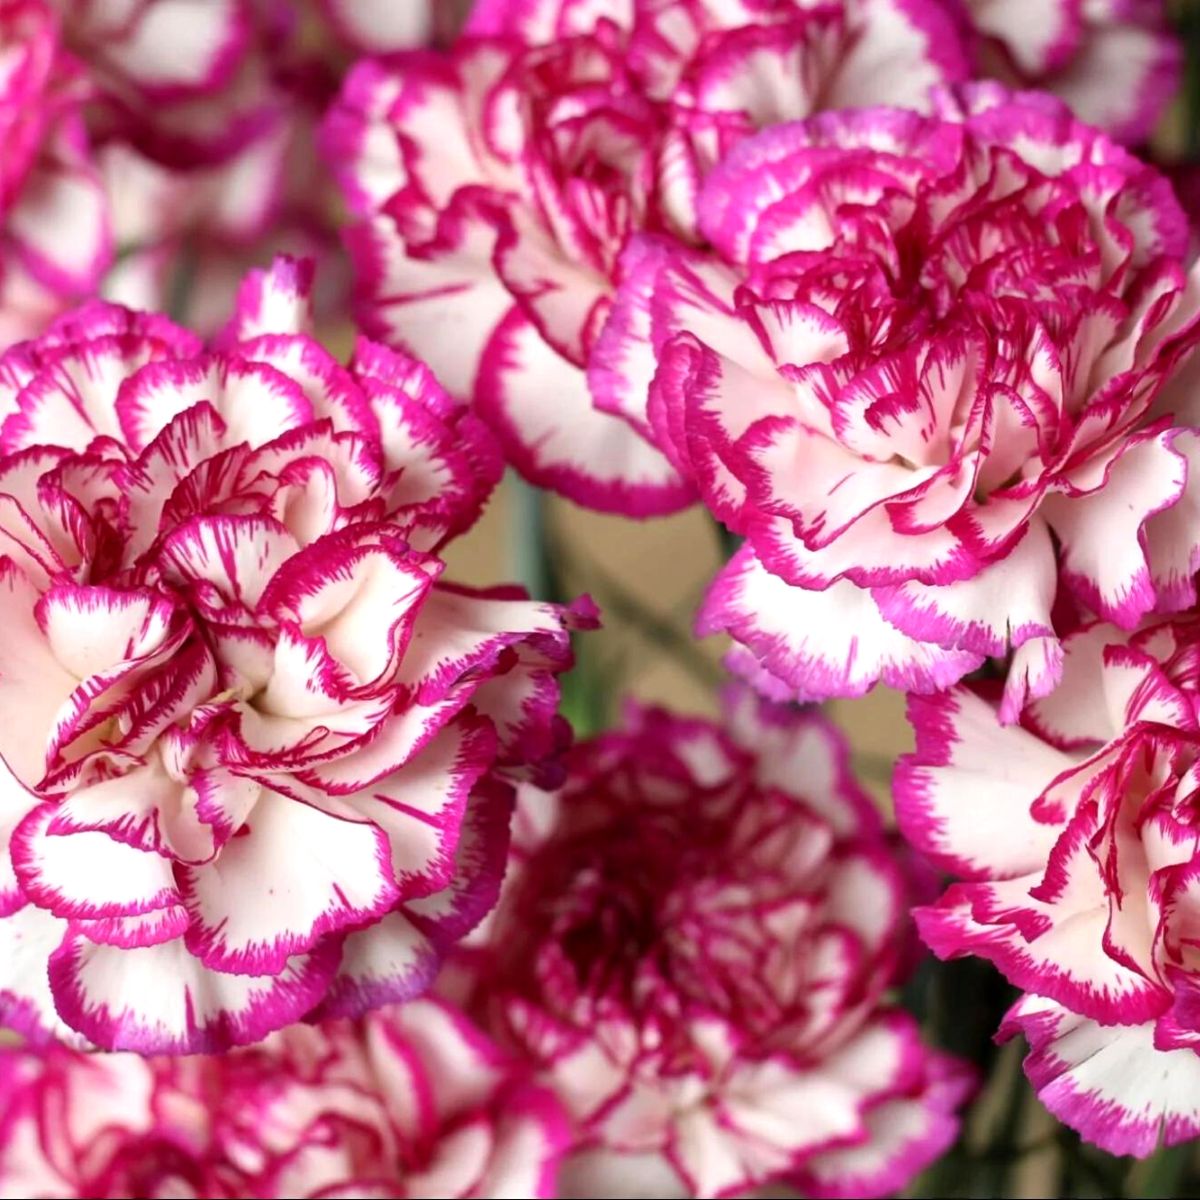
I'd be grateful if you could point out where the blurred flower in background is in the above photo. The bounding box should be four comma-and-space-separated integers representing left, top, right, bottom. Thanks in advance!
465, 691, 971, 1199
0, 0, 110, 345
952, 0, 1182, 143
0, 998, 566, 1198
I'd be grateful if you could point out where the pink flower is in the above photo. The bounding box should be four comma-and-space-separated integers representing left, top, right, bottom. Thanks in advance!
0, 1, 298, 338
897, 614, 1200, 1155
472, 692, 970, 1199
60, 1, 442, 337
72, 1, 330, 334
599, 85, 1200, 712
0, 0, 111, 345
954, 0, 1182, 143
0, 256, 595, 1054
61, 0, 266, 167
322, 1, 967, 516
0, 998, 567, 1197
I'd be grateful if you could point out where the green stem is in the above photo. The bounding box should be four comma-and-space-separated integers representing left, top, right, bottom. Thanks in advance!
166, 242, 199, 325
1132, 1144, 1193, 1198
508, 473, 551, 601
1170, 0, 1200, 158
557, 635, 618, 738
582, 567, 723, 689
1057, 1128, 1081, 1198
977, 1044, 1031, 1197
714, 519, 741, 562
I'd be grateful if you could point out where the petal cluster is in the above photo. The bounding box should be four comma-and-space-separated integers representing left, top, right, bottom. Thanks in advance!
0, 257, 593, 1054
0, 0, 110, 345
599, 86, 1200, 710
899, 616, 1200, 1155
466, 0, 968, 115
472, 691, 969, 1199
0, 998, 566, 1197
323, 0, 967, 515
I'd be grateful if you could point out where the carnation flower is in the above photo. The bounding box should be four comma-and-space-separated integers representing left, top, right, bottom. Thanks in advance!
53, 0, 265, 167
0, 256, 594, 1054
0, 998, 567, 1197
56, 0, 446, 160
598, 85, 1200, 713
322, 0, 966, 515
954, 0, 1181, 143
78, 5, 306, 331
0, 0, 299, 336
0, 0, 110, 345
472, 692, 970, 1199
897, 614, 1200, 1156
53, 0, 445, 335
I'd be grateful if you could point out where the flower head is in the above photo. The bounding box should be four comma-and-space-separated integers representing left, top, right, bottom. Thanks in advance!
50, 0, 445, 335
79, 1, 308, 332
955, 0, 1182, 143
0, 256, 594, 1053
474, 692, 969, 1199
0, 0, 110, 344
899, 614, 1200, 1155
599, 85, 1200, 712
323, 0, 967, 516
0, 998, 567, 1198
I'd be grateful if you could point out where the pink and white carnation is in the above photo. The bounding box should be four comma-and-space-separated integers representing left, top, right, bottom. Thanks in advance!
598, 85, 1200, 712
471, 691, 970, 1199
72, 0, 335, 334
0, 998, 567, 1197
63, 0, 444, 337
953, 0, 1182, 144
58, 0, 270, 168
323, 0, 967, 516
0, 255, 594, 1055
0, 0, 110, 346
897, 613, 1200, 1155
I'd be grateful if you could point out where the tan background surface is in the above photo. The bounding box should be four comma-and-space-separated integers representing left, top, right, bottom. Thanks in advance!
444, 479, 911, 808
